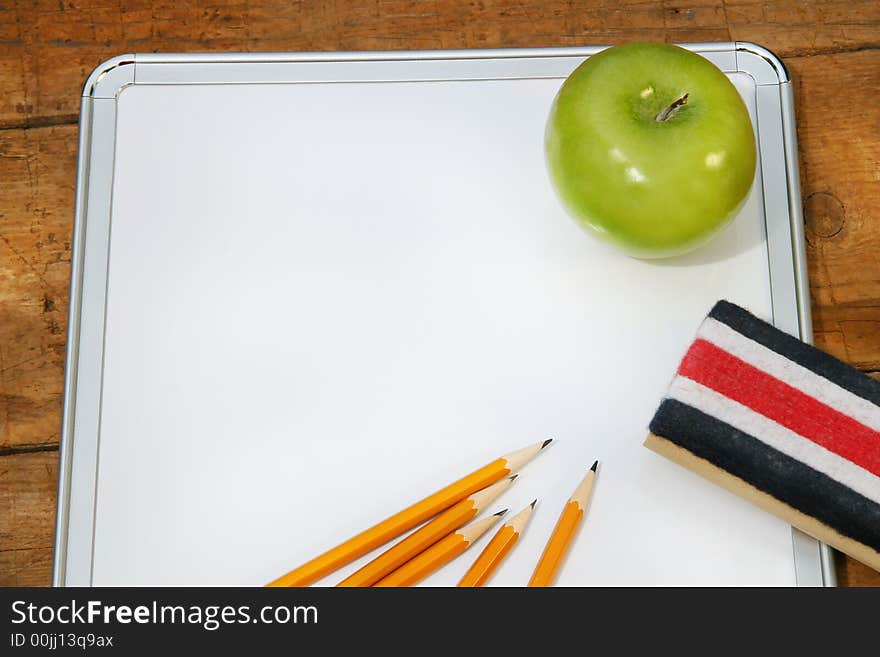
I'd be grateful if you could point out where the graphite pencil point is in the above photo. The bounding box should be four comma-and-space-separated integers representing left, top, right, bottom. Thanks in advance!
494, 508, 509, 517
530, 498, 538, 508
542, 438, 554, 449
590, 460, 599, 472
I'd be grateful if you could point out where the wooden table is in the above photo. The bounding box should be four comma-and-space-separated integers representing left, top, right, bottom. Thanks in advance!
1, 1, 878, 587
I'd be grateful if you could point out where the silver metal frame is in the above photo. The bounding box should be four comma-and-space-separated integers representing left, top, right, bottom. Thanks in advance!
55, 43, 834, 586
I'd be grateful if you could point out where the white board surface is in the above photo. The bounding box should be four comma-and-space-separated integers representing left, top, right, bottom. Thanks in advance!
93, 73, 796, 585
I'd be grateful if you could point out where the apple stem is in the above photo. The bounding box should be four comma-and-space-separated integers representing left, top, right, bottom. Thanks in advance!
655, 93, 689, 122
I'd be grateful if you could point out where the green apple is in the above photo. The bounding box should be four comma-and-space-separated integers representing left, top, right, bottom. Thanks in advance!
545, 43, 757, 258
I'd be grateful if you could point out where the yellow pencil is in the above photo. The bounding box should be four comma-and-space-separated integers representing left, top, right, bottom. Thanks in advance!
528, 461, 598, 587
374, 511, 507, 587
267, 440, 552, 586
337, 475, 517, 586
458, 499, 536, 587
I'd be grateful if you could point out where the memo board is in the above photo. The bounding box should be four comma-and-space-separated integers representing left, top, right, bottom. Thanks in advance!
55, 43, 835, 586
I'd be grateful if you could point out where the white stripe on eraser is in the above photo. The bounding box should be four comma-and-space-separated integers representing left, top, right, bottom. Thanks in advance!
667, 376, 880, 507
697, 317, 880, 433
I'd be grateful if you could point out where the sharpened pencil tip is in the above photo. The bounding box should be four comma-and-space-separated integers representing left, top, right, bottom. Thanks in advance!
530, 498, 538, 508
590, 460, 599, 472
509, 474, 519, 481
541, 438, 553, 449
494, 508, 509, 516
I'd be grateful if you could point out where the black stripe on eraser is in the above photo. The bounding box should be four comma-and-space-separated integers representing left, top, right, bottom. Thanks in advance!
650, 398, 880, 553
708, 300, 880, 406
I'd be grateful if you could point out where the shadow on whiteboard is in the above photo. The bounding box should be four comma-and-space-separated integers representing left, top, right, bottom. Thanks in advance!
644, 199, 766, 269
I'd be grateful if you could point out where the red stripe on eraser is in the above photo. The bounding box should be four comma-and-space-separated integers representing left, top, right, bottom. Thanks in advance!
678, 339, 880, 478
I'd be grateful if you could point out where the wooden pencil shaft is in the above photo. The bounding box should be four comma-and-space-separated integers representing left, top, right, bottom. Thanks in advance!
458, 502, 534, 587
336, 477, 514, 586
267, 462, 501, 586
528, 468, 596, 587
528, 501, 583, 587
375, 534, 470, 587
267, 441, 547, 586
375, 514, 503, 587
457, 525, 519, 587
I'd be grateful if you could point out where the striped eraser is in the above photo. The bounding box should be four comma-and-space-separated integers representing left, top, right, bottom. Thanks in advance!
645, 300, 880, 572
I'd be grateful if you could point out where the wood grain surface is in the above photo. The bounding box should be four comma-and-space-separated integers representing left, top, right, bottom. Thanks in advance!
1, 1, 878, 586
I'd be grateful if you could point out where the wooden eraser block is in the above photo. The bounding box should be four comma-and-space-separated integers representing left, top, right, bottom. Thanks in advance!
646, 300, 880, 573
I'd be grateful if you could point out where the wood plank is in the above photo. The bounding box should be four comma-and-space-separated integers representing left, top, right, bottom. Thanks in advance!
837, 552, 880, 587
0, 124, 75, 450
1, 1, 878, 129
791, 51, 880, 371
0, 450, 58, 586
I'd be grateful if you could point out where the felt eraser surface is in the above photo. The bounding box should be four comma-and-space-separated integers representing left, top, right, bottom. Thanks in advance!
648, 300, 880, 571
